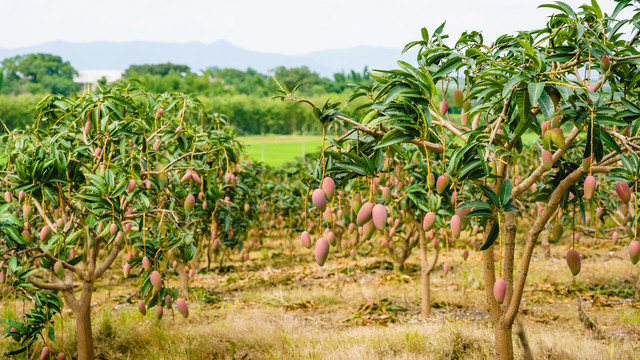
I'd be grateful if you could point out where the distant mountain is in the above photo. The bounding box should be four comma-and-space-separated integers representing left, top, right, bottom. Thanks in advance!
0, 40, 415, 77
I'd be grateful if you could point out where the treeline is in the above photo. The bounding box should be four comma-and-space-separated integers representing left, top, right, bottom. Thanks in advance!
0, 54, 372, 134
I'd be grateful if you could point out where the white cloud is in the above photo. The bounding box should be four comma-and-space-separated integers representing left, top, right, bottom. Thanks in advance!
0, 0, 632, 54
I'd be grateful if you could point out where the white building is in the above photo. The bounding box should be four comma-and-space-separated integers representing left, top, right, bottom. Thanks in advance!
73, 70, 124, 86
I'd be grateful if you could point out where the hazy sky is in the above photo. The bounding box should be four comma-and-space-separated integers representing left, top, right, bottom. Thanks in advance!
1, 0, 630, 54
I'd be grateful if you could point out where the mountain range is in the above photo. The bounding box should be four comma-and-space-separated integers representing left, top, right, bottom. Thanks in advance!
0, 40, 416, 77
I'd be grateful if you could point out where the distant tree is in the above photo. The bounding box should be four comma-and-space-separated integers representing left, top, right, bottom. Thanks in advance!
275, 66, 321, 87
0, 53, 79, 95
123, 63, 191, 77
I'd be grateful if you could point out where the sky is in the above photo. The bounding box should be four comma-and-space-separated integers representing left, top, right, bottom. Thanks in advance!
1, 0, 632, 54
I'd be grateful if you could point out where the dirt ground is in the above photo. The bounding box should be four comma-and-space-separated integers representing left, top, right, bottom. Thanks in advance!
1, 230, 640, 359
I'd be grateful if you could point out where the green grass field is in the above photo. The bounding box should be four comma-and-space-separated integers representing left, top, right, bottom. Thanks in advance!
239, 135, 323, 166
239, 130, 541, 167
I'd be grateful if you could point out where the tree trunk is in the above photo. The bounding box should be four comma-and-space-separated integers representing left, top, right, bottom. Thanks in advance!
540, 229, 550, 259
74, 285, 95, 360
418, 230, 431, 318
495, 324, 514, 360
421, 271, 431, 318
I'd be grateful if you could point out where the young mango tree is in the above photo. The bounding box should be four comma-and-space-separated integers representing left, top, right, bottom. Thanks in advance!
0, 83, 240, 360
281, 1, 640, 358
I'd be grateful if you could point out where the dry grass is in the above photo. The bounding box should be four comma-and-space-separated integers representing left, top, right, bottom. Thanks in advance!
1, 231, 640, 359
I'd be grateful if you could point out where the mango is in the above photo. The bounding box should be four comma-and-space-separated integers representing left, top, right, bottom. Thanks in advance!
38, 346, 50, 360
423, 212, 436, 231
629, 240, 640, 265
156, 306, 164, 320
460, 108, 469, 126
443, 262, 450, 274
372, 204, 388, 230
566, 249, 581, 276
451, 215, 461, 239
327, 231, 336, 246
462, 250, 469, 261
550, 128, 565, 149
321, 177, 336, 200
436, 174, 450, 194
83, 120, 92, 135
601, 55, 610, 70
616, 182, 631, 203
150, 270, 162, 291
583, 175, 596, 200
40, 226, 51, 242
427, 174, 435, 189
363, 220, 376, 240
542, 151, 553, 170
312, 189, 327, 212
137, 300, 147, 316
551, 223, 563, 241
540, 121, 550, 135
382, 187, 392, 203
315, 238, 330, 266
493, 279, 506, 303
356, 202, 373, 226
180, 172, 192, 183
54, 261, 64, 280
301, 231, 312, 248
542, 131, 552, 150
153, 138, 160, 151
184, 194, 195, 211
323, 207, 333, 222
452, 89, 464, 108
142, 256, 151, 271
176, 298, 189, 318
21, 230, 32, 244
439, 100, 449, 116
351, 195, 362, 214
191, 171, 202, 184
123, 263, 131, 278
165, 295, 172, 308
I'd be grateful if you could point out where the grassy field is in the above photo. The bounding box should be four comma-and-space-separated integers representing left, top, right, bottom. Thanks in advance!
238, 127, 543, 167
3, 224, 639, 359
239, 135, 323, 166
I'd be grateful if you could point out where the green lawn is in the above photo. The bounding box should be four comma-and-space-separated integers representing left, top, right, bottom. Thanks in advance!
239, 135, 323, 166
239, 130, 541, 167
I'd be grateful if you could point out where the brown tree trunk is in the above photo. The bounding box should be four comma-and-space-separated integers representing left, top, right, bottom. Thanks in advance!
495, 324, 514, 360
73, 282, 95, 360
540, 229, 550, 259
418, 225, 431, 318
421, 271, 431, 318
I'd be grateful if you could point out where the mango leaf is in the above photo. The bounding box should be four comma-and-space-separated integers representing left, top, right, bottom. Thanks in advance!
528, 83, 544, 107
480, 220, 500, 251
537, 91, 555, 121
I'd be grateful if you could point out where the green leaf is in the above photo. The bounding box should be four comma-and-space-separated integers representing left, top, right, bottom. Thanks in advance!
335, 162, 367, 176
432, 56, 463, 79
374, 130, 414, 149
478, 184, 499, 207
480, 220, 500, 251
502, 75, 527, 98
500, 179, 513, 207
527, 83, 544, 107
537, 91, 555, 121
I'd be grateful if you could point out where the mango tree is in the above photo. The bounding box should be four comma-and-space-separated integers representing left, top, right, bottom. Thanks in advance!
0, 83, 240, 360
281, 1, 640, 358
